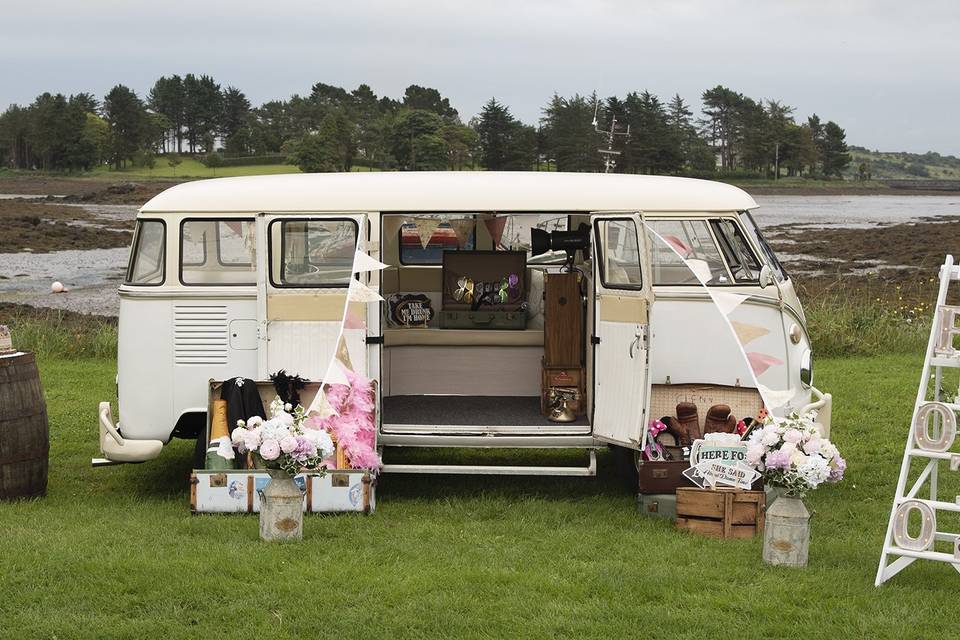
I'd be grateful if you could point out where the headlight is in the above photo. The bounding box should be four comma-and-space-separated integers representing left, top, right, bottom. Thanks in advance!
800, 349, 813, 388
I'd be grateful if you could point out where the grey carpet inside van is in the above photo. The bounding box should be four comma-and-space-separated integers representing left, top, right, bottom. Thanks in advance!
382, 395, 590, 427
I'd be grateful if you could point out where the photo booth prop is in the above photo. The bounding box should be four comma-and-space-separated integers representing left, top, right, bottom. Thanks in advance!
876, 255, 960, 585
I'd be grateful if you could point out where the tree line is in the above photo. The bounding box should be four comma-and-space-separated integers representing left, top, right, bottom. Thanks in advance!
0, 75, 851, 178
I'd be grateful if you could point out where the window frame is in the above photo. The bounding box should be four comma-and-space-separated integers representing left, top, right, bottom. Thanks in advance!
594, 217, 644, 291
396, 216, 477, 266
124, 218, 166, 287
268, 217, 360, 289
739, 210, 788, 281
709, 217, 763, 284
179, 218, 257, 287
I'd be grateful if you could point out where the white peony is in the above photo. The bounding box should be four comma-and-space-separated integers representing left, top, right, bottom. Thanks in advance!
303, 428, 335, 458
797, 454, 831, 488
760, 426, 781, 447
242, 427, 262, 452
230, 427, 246, 446
246, 416, 263, 429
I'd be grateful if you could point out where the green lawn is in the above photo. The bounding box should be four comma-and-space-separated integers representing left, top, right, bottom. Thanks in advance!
2, 353, 959, 638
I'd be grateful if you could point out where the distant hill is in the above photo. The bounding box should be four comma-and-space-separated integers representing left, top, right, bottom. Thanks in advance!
845, 147, 960, 180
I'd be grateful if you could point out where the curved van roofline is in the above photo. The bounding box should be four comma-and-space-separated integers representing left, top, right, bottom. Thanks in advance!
140, 171, 758, 215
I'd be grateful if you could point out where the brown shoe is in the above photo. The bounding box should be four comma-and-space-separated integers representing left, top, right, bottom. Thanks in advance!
675, 402, 701, 445
703, 404, 738, 434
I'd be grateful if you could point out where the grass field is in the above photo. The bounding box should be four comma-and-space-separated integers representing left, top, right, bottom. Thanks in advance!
2, 350, 960, 639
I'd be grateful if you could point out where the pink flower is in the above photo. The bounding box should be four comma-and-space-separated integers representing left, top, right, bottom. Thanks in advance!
746, 443, 765, 466
803, 437, 822, 454
783, 428, 803, 444
280, 436, 299, 454
260, 439, 281, 461
829, 456, 847, 482
766, 450, 791, 470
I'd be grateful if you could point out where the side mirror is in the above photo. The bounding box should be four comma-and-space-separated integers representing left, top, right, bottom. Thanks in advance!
759, 264, 775, 289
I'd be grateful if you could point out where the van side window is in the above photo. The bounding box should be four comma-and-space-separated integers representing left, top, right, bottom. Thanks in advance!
647, 220, 729, 285
271, 219, 358, 287
399, 217, 475, 265
125, 220, 165, 285
180, 219, 256, 286
595, 218, 643, 289
710, 219, 762, 283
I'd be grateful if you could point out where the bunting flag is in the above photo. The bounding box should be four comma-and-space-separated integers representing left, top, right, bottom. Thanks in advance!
711, 290, 750, 316
731, 321, 770, 345
448, 218, 475, 248
348, 279, 384, 302
484, 216, 507, 248
746, 352, 784, 376
352, 250, 390, 273
335, 334, 354, 371
414, 217, 441, 249
756, 384, 795, 411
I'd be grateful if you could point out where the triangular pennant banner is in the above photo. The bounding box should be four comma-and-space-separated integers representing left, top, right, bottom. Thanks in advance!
348, 279, 384, 302
757, 384, 794, 411
711, 291, 750, 316
731, 321, 770, 345
306, 388, 340, 419
352, 250, 389, 273
414, 217, 441, 249
335, 334, 354, 371
747, 352, 784, 376
448, 218, 475, 248
484, 216, 507, 248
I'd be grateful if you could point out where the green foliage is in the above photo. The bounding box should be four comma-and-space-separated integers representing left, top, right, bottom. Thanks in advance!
131, 148, 156, 170
390, 109, 449, 170
2, 305, 117, 359
287, 131, 340, 173
541, 93, 602, 172
103, 84, 151, 170
474, 98, 535, 170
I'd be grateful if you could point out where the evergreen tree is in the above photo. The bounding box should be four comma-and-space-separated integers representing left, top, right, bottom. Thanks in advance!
541, 93, 601, 172
822, 121, 850, 176
148, 75, 185, 153
103, 84, 147, 169
474, 98, 535, 170
182, 74, 222, 153
402, 85, 458, 121
390, 108, 448, 170
220, 86, 251, 153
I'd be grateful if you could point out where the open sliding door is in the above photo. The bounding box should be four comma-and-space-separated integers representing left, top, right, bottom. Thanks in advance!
256, 213, 374, 382
591, 212, 652, 449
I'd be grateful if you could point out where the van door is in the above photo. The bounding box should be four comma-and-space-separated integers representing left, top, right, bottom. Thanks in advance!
255, 213, 372, 382
590, 212, 652, 448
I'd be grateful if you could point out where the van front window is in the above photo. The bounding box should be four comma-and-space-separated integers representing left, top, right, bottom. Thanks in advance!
647, 220, 729, 285
739, 211, 787, 282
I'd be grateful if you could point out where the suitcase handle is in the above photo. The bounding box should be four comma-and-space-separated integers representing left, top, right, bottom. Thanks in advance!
472, 314, 493, 325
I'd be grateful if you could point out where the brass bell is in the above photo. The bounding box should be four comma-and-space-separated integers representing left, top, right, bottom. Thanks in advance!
547, 389, 578, 423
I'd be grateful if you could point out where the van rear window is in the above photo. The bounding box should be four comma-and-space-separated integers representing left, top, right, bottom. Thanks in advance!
180, 219, 256, 286
125, 220, 165, 286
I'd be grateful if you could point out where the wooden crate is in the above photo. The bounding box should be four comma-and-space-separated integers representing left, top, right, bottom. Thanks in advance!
675, 487, 765, 539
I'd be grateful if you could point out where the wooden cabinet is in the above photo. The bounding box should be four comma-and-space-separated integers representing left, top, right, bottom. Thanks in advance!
543, 272, 583, 367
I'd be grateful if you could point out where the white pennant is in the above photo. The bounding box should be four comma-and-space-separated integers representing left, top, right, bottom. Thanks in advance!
348, 279, 383, 302
352, 250, 389, 273
711, 291, 750, 316
757, 384, 795, 411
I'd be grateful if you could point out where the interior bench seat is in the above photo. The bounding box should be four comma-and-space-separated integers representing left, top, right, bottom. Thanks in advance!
383, 328, 544, 347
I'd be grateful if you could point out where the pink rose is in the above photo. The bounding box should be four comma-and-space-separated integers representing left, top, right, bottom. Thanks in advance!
260, 439, 281, 461
280, 436, 299, 454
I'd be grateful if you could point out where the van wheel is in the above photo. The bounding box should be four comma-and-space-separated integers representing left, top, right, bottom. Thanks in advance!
608, 444, 639, 492
192, 432, 207, 470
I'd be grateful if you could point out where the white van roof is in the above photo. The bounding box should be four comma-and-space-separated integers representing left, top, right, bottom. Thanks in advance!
140, 171, 757, 214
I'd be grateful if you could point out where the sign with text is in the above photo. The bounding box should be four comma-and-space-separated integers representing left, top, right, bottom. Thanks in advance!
683, 460, 760, 490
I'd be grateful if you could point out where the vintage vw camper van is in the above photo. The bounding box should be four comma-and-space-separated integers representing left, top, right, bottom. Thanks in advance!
95, 172, 831, 475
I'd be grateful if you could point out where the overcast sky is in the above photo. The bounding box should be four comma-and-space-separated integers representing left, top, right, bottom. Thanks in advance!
2, 1, 958, 154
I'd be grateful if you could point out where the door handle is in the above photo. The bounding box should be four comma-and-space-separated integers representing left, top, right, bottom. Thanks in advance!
629, 328, 645, 359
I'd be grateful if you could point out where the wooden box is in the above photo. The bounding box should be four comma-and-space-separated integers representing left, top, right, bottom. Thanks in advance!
675, 487, 765, 539
543, 272, 583, 366
541, 364, 585, 416
637, 460, 694, 494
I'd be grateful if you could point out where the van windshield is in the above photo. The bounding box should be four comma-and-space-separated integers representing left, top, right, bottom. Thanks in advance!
738, 211, 786, 281
647, 217, 764, 286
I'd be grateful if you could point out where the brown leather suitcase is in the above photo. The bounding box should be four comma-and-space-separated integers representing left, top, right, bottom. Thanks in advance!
637, 460, 695, 494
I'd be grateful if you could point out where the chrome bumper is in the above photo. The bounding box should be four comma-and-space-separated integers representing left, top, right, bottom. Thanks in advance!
92, 401, 164, 466
800, 386, 833, 438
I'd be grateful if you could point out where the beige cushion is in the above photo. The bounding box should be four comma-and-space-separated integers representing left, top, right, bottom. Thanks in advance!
383, 328, 544, 347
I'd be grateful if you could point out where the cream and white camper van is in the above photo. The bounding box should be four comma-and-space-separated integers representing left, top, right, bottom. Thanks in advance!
95, 172, 831, 475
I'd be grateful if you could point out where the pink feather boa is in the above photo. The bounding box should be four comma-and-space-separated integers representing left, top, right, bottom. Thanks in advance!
306, 364, 381, 471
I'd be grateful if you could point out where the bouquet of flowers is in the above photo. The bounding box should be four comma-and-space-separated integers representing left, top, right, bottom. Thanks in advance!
224, 395, 335, 476
745, 411, 845, 498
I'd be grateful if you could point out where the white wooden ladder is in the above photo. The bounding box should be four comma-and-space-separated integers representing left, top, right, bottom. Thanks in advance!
876, 254, 960, 585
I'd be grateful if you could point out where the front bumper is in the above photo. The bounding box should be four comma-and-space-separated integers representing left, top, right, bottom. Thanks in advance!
92, 401, 164, 466
800, 386, 833, 437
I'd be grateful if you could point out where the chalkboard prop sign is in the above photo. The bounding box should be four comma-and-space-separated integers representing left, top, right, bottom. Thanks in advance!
387, 294, 434, 328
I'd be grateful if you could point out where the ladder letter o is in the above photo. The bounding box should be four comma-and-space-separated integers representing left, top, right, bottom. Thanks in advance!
913, 402, 957, 452
893, 500, 936, 551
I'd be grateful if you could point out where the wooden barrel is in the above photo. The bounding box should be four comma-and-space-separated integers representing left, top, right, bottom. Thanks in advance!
0, 352, 49, 499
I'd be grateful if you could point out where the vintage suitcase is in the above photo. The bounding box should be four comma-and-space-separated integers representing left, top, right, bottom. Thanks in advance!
675, 487, 765, 539
440, 250, 527, 330
543, 272, 583, 366
637, 460, 695, 494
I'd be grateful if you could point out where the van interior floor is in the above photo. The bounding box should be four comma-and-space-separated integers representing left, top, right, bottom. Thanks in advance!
382, 395, 589, 428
